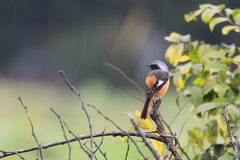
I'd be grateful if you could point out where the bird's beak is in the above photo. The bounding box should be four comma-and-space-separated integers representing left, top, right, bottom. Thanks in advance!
146, 64, 151, 67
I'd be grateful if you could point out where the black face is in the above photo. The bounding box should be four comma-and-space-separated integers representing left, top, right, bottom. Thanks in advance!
147, 64, 160, 70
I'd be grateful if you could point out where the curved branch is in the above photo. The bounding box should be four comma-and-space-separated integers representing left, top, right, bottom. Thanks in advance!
0, 131, 169, 159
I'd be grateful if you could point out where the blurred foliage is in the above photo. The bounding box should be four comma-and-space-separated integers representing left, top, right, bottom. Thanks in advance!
165, 3, 240, 159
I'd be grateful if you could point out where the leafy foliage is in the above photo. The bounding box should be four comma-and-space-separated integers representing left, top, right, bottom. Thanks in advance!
165, 4, 240, 159
184, 4, 240, 35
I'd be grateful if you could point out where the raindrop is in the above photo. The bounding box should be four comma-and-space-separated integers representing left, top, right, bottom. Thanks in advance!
82, 23, 87, 57
82, 9, 88, 57
49, 12, 52, 30
25, 2, 28, 14
153, 7, 160, 48
162, 0, 168, 35
74, 66, 79, 85
13, 4, 17, 27
100, 25, 104, 48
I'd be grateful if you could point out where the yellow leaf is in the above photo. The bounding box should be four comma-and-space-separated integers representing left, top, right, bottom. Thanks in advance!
135, 111, 154, 130
216, 115, 227, 133
164, 32, 181, 42
150, 139, 163, 154
165, 43, 184, 66
222, 25, 240, 35
179, 55, 190, 62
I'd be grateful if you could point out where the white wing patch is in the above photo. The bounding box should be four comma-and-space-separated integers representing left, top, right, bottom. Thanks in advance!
157, 80, 164, 87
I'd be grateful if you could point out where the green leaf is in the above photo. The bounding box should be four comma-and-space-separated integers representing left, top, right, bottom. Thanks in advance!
205, 61, 228, 71
213, 83, 230, 97
203, 90, 215, 103
190, 86, 203, 107
179, 62, 192, 74
191, 63, 203, 75
218, 151, 234, 160
205, 120, 218, 145
225, 8, 234, 18
209, 17, 229, 32
164, 32, 181, 42
202, 51, 226, 60
232, 9, 240, 25
222, 25, 240, 35
213, 97, 231, 105
195, 102, 220, 114
233, 93, 240, 105
224, 90, 237, 101
216, 70, 226, 83
227, 104, 240, 121
203, 81, 215, 95
193, 77, 205, 85
184, 9, 202, 22
213, 144, 224, 156
201, 8, 218, 23
201, 149, 212, 160
233, 55, 240, 62
188, 128, 204, 149
165, 43, 184, 66
189, 41, 201, 63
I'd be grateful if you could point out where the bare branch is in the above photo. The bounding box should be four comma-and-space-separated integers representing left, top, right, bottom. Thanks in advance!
84, 101, 147, 159
222, 104, 240, 159
0, 150, 25, 160
59, 70, 94, 159
131, 119, 160, 160
50, 108, 72, 160
0, 131, 167, 159
110, 87, 144, 103
103, 63, 144, 94
124, 137, 130, 160
149, 99, 183, 160
18, 97, 43, 160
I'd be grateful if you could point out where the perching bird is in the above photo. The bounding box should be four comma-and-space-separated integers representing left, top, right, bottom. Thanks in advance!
140, 60, 170, 119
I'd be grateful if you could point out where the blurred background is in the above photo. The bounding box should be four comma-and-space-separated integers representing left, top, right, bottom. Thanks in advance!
0, 0, 239, 159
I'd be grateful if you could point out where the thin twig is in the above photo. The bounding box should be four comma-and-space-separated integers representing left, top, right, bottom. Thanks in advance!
59, 71, 94, 159
59, 70, 147, 159
110, 87, 144, 103
124, 137, 130, 160
222, 104, 240, 159
160, 115, 190, 160
62, 121, 91, 157
93, 142, 107, 160
94, 127, 106, 153
50, 108, 72, 160
18, 97, 43, 160
169, 100, 190, 126
178, 119, 188, 139
85, 101, 147, 159
0, 131, 167, 159
131, 119, 160, 160
103, 63, 144, 94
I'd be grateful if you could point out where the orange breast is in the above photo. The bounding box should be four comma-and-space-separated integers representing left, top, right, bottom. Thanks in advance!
145, 76, 156, 89
154, 79, 170, 98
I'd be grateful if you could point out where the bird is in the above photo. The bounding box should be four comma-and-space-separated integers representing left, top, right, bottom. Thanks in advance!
140, 60, 170, 119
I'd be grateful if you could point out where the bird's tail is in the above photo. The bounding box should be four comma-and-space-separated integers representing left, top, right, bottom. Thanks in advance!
140, 97, 152, 119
